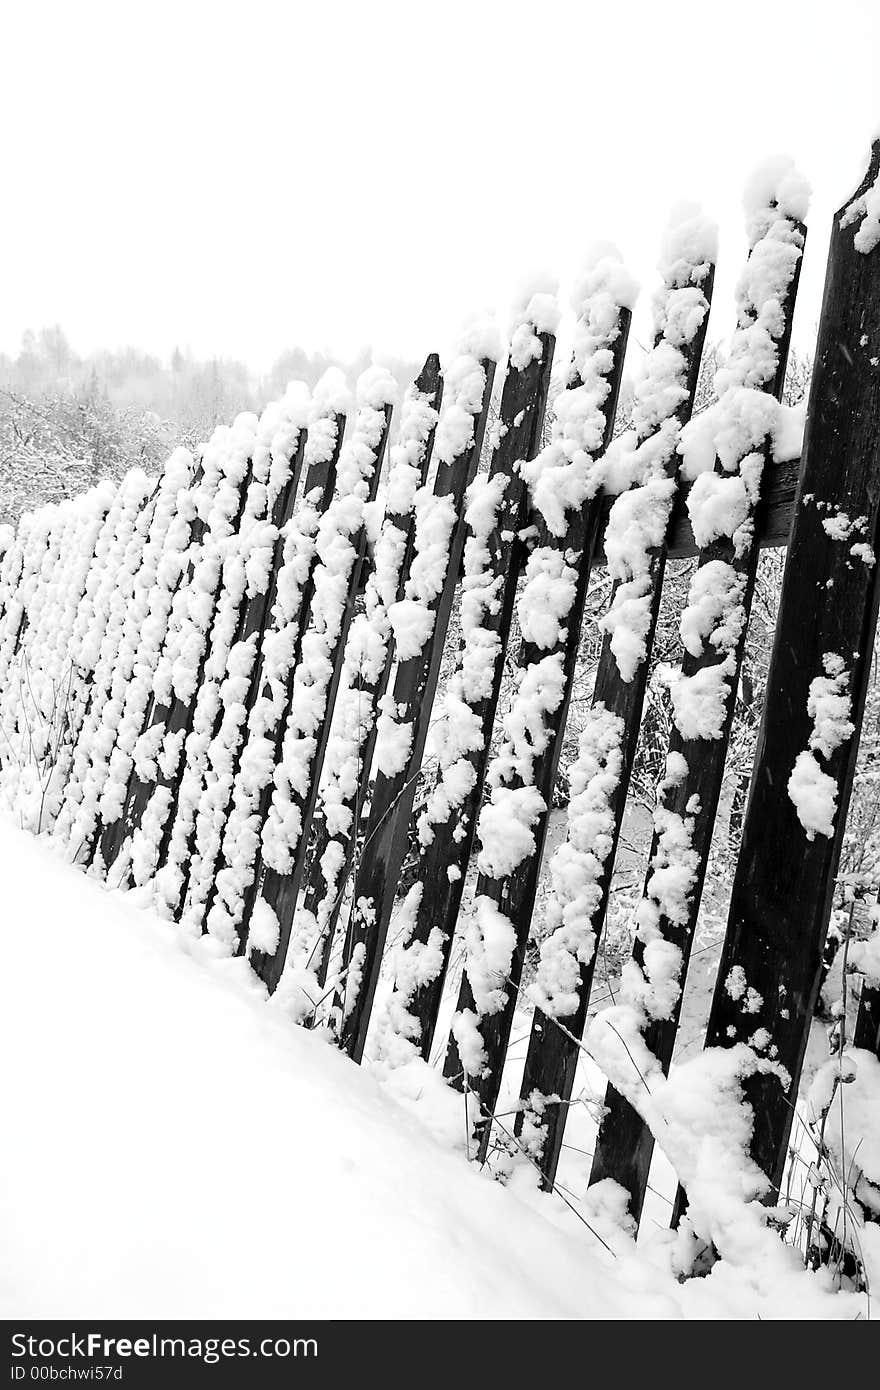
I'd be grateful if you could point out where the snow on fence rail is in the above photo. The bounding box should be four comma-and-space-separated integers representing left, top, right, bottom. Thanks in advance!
2, 142, 880, 1273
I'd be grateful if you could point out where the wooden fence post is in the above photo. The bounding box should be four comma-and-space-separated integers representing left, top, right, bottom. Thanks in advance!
245, 369, 397, 991
514, 214, 717, 1188
329, 325, 499, 1057
587, 165, 809, 1226
336, 289, 557, 1062
439, 258, 636, 1151
673, 140, 880, 1213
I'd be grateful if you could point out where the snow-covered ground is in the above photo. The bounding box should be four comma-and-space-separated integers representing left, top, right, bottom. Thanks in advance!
0, 816, 867, 1319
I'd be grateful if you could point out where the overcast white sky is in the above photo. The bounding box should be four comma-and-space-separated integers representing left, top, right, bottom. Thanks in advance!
2, 0, 879, 377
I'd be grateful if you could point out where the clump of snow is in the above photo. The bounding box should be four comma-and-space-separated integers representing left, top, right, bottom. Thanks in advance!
455, 312, 503, 366
787, 652, 854, 841
598, 210, 715, 680
742, 155, 811, 243
529, 706, 624, 1018
507, 273, 561, 370
840, 165, 880, 255
521, 251, 637, 536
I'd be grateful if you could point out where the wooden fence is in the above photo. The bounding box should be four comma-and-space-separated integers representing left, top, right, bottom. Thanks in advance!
2, 143, 879, 1254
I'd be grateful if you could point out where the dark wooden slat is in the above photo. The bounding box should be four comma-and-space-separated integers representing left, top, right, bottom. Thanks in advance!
590, 201, 807, 1225
671, 142, 880, 1218
299, 355, 443, 979
516, 260, 715, 1190
246, 396, 395, 991
340, 317, 556, 1063
331, 345, 497, 1057
442, 296, 632, 1149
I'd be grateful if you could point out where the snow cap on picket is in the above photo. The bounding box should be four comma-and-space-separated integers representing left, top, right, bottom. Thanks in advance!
356, 364, 399, 411
456, 311, 503, 364
508, 270, 561, 335
658, 203, 718, 286
742, 155, 811, 244
160, 446, 195, 494
507, 272, 560, 369
280, 379, 311, 422
433, 321, 498, 468
311, 366, 352, 421
839, 136, 880, 255
571, 242, 639, 317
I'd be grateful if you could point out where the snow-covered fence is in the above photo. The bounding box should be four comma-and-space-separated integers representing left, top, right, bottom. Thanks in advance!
338, 297, 557, 1060
439, 258, 635, 1158
94, 418, 257, 885
338, 324, 499, 1056
679, 142, 880, 1219
1, 141, 879, 1261
248, 368, 397, 993
198, 373, 348, 949
298, 354, 443, 999
516, 212, 717, 1190
588, 172, 809, 1224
